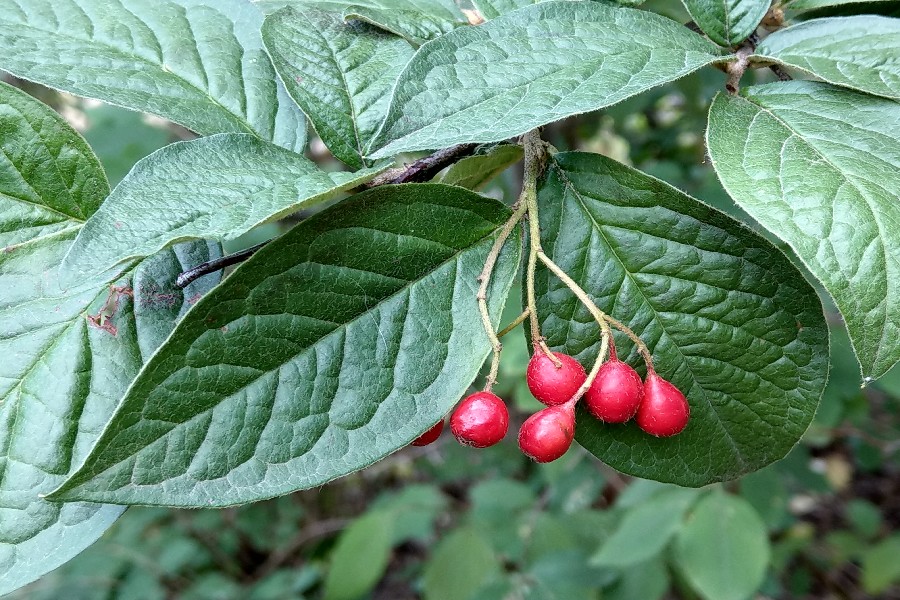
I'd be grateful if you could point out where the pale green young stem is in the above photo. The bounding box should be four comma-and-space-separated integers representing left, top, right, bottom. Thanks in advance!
476, 200, 528, 391
521, 130, 561, 367
497, 309, 530, 339
602, 314, 655, 373
536, 251, 612, 406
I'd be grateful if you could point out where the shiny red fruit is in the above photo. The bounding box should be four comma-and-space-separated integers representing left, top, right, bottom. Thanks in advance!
518, 404, 576, 463
636, 372, 690, 437
450, 392, 509, 448
411, 420, 444, 446
585, 360, 644, 423
526, 351, 587, 406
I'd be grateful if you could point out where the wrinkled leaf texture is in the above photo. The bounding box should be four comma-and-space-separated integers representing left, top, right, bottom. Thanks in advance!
49, 184, 520, 507
0, 0, 307, 151
0, 81, 220, 594
708, 81, 900, 380
534, 152, 828, 486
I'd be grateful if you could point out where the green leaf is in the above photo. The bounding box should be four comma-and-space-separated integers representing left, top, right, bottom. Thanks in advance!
255, 0, 469, 44
753, 16, 900, 100
0, 82, 219, 595
675, 492, 770, 600
48, 184, 520, 507
861, 534, 900, 594
591, 488, 699, 566
367, 1, 722, 158
846, 499, 883, 539
132, 241, 224, 361
370, 484, 448, 543
0, 88, 106, 249
681, 0, 770, 46
707, 81, 900, 380
60, 134, 384, 285
341, 6, 467, 45
439, 144, 523, 191
471, 0, 531, 19
604, 557, 669, 600
0, 0, 306, 152
423, 527, 501, 600
262, 7, 414, 169
323, 511, 394, 600
534, 152, 828, 486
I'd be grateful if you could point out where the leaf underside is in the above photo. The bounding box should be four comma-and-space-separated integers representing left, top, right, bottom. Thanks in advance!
49, 184, 520, 507
707, 81, 900, 380
534, 152, 828, 487
255, 0, 468, 44
0, 81, 222, 594
59, 133, 384, 287
753, 16, 900, 101
0, 0, 307, 151
368, 1, 722, 157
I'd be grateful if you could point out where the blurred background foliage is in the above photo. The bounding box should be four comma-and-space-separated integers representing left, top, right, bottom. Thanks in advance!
7, 19, 900, 598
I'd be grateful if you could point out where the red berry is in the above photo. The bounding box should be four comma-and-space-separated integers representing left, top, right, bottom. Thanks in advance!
450, 391, 508, 448
636, 372, 690, 437
411, 420, 444, 446
585, 360, 644, 423
526, 351, 587, 406
518, 404, 576, 463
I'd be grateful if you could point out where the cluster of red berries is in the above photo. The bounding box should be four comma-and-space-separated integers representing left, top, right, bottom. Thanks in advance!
411, 342, 690, 463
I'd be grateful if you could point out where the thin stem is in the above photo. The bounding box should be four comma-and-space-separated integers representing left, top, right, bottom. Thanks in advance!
477, 201, 529, 391
366, 143, 479, 187
536, 251, 611, 406
769, 64, 792, 81
497, 309, 530, 339
602, 313, 654, 372
520, 130, 560, 366
175, 241, 268, 288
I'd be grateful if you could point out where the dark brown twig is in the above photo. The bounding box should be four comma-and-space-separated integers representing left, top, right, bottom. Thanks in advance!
175, 241, 267, 288
365, 143, 478, 187
769, 64, 793, 81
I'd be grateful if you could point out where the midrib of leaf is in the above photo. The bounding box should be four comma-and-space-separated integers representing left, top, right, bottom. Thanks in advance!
738, 96, 896, 369
768, 51, 898, 89
375, 44, 693, 151
0, 191, 78, 223
551, 163, 747, 468
301, 11, 366, 159
0, 129, 98, 224
60, 217, 505, 485
14, 19, 258, 138
0, 231, 115, 500
721, 0, 733, 46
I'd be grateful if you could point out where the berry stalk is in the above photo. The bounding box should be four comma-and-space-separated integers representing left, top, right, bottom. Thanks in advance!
536, 251, 612, 406
476, 200, 528, 391
521, 130, 562, 368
